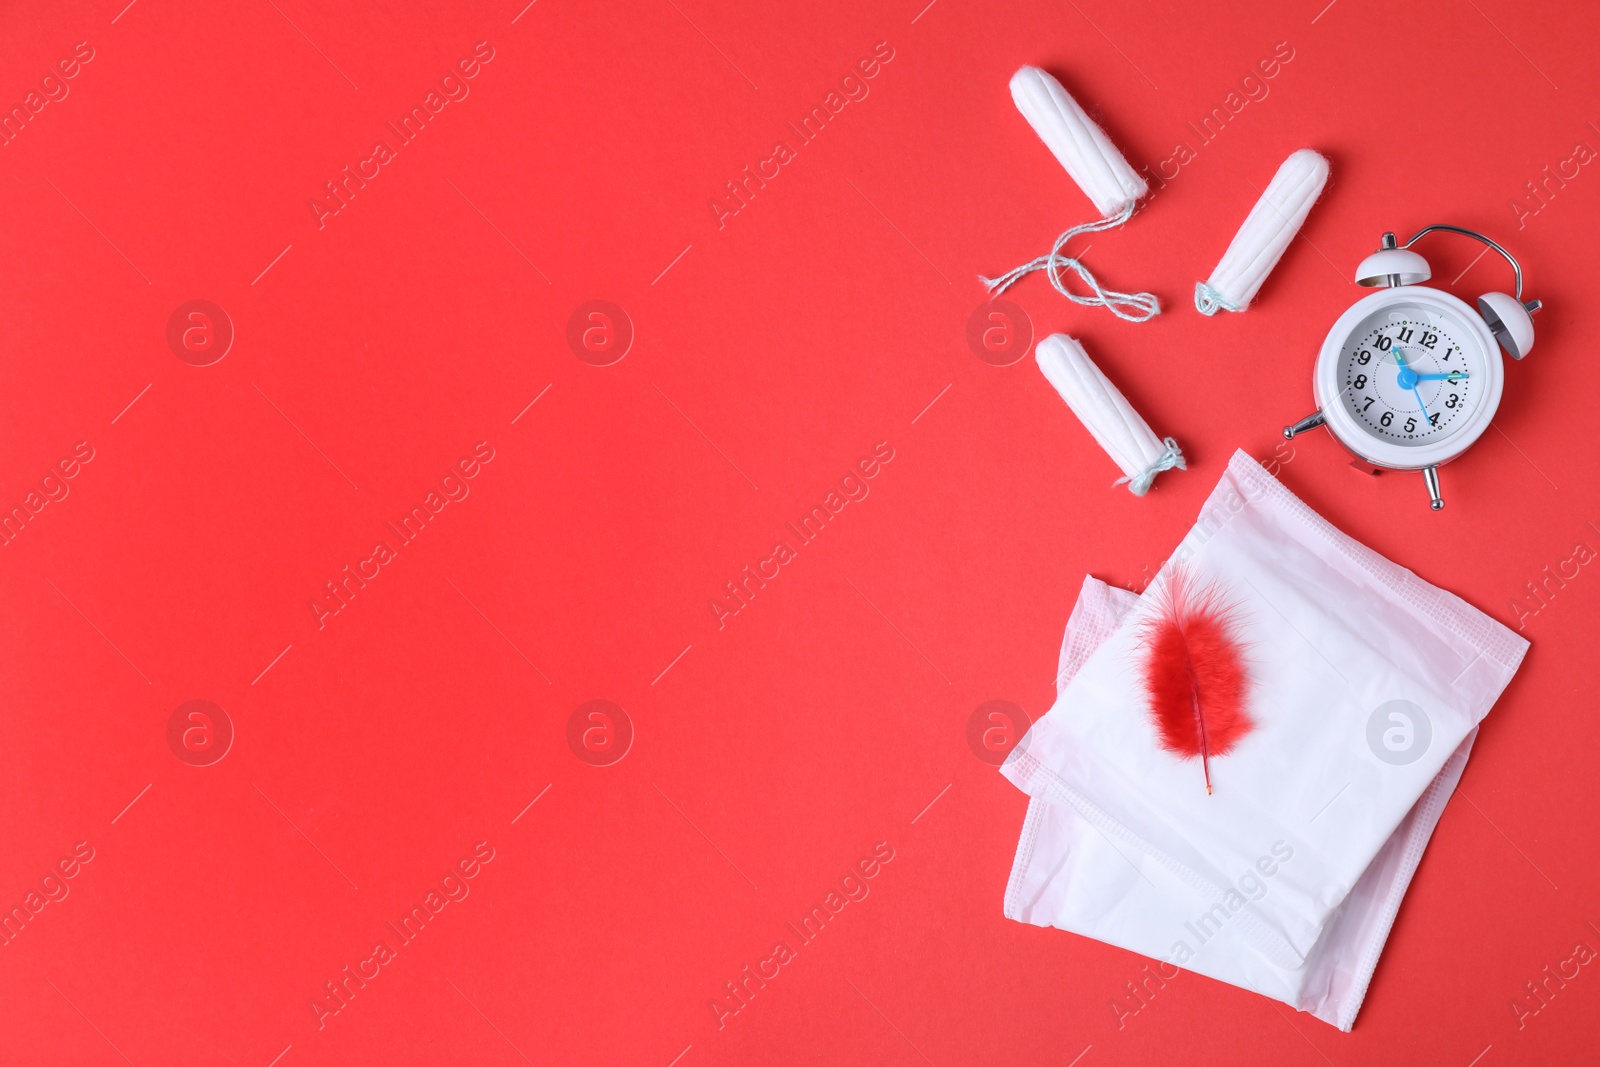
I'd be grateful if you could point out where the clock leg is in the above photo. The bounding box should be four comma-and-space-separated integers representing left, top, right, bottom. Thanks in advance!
1282, 411, 1326, 439
1422, 466, 1444, 511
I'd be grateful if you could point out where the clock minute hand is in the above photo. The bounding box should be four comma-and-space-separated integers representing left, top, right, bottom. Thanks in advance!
1415, 370, 1469, 382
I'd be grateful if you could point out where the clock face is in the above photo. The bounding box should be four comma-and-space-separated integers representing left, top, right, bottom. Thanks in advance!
1337, 301, 1483, 446
1316, 286, 1506, 471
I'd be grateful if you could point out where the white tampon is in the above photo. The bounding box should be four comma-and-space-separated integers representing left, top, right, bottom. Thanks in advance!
983, 68, 1160, 322
1035, 334, 1184, 496
1195, 149, 1330, 315
1009, 66, 1147, 219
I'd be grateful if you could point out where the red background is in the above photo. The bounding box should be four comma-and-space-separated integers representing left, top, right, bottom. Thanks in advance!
3, 0, 1598, 1064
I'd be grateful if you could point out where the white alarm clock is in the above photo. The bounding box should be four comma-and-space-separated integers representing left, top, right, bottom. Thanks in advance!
1283, 225, 1541, 510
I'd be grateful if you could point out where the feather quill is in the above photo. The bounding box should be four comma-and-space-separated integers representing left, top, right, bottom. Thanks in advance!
1138, 569, 1253, 794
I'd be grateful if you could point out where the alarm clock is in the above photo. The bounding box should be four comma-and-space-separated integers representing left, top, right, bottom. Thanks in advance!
1282, 225, 1542, 510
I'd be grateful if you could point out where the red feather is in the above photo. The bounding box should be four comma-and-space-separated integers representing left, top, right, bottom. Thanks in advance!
1138, 568, 1253, 794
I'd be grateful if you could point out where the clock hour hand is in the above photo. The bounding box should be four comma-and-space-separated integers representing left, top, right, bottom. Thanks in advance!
1387, 347, 1434, 423
1390, 345, 1424, 393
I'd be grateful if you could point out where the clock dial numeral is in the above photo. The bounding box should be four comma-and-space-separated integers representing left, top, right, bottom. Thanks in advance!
1380, 411, 1394, 427
1352, 373, 1367, 390
1445, 393, 1459, 409
1362, 397, 1375, 411
1404, 416, 1416, 433
1376, 334, 1393, 351
1356, 349, 1372, 365
1421, 331, 1438, 349
1428, 412, 1440, 426
1397, 326, 1415, 343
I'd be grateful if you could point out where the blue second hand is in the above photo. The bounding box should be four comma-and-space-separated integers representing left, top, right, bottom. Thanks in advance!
1411, 385, 1431, 425
1391, 344, 1432, 427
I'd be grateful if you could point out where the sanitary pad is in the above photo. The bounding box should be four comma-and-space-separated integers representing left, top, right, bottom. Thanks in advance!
1002, 450, 1527, 1027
